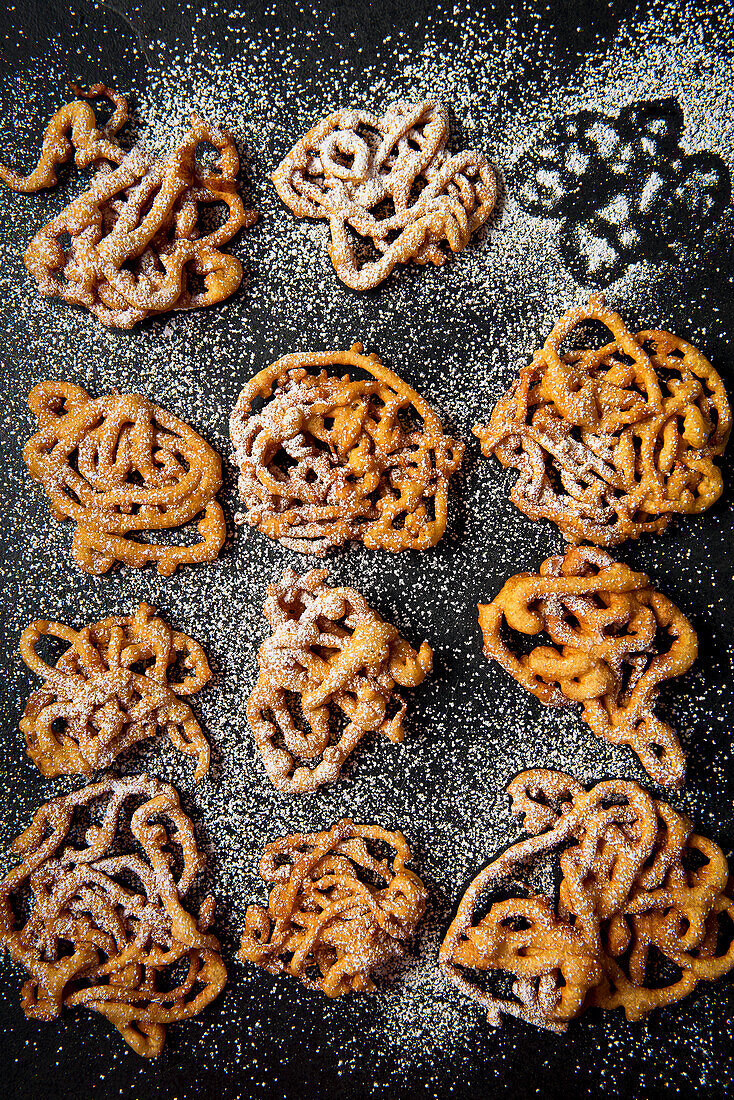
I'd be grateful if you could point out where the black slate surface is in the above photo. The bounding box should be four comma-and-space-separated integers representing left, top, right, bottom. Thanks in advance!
0, 2, 733, 1098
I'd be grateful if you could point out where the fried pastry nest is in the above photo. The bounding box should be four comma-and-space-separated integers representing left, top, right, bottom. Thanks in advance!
0, 774, 226, 1057
239, 818, 427, 994
440, 769, 734, 1031
247, 568, 432, 793
474, 296, 731, 545
0, 84, 255, 327
230, 343, 464, 554
24, 380, 226, 575
19, 603, 212, 780
272, 99, 496, 289
477, 547, 697, 788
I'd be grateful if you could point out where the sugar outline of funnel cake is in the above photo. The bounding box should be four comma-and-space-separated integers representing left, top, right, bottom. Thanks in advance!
513, 97, 731, 285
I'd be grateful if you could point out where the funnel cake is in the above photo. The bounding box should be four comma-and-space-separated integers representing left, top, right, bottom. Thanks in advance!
23, 381, 226, 575
440, 769, 734, 1031
247, 568, 432, 793
230, 344, 464, 554
0, 86, 255, 327
239, 818, 427, 994
272, 99, 495, 289
474, 297, 731, 545
19, 603, 212, 780
477, 547, 697, 787
0, 774, 227, 1057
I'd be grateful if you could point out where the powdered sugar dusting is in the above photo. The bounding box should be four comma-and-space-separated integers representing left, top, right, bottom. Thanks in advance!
0, 0, 733, 1093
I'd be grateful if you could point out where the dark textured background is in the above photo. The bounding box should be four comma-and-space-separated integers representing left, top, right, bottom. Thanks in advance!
0, 2, 733, 1098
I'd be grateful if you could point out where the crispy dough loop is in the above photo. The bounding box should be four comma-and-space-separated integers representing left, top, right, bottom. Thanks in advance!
0, 774, 226, 1056
246, 568, 432, 793
229, 343, 464, 554
478, 547, 697, 787
238, 818, 427, 995
272, 100, 496, 289
439, 769, 734, 1031
474, 296, 731, 545
23, 381, 226, 575
1, 89, 256, 327
0, 84, 128, 192
19, 603, 212, 780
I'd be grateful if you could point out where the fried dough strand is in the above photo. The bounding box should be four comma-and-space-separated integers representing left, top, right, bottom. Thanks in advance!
239, 819, 427, 994
247, 568, 433, 792
1, 88, 255, 326
477, 547, 697, 787
440, 770, 734, 1031
23, 381, 226, 575
272, 99, 495, 289
474, 296, 731, 545
19, 603, 212, 780
230, 343, 464, 554
0, 774, 226, 1056
0, 84, 128, 192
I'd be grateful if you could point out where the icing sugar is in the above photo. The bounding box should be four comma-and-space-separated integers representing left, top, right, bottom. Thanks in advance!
0, 0, 732, 1090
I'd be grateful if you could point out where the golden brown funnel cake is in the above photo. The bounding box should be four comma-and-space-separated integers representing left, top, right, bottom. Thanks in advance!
239, 818, 427, 994
23, 381, 226, 575
230, 343, 464, 554
19, 603, 212, 780
440, 770, 734, 1031
0, 774, 226, 1057
474, 296, 731, 545
247, 568, 433, 793
272, 100, 495, 289
477, 547, 697, 788
0, 87, 256, 327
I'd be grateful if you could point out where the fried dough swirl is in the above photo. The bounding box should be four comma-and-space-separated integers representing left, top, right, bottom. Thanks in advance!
0, 774, 226, 1056
440, 770, 734, 1031
230, 343, 464, 554
1, 87, 255, 327
19, 603, 212, 780
239, 818, 427, 994
477, 547, 697, 787
247, 568, 432, 793
23, 381, 226, 575
272, 99, 495, 289
474, 297, 731, 545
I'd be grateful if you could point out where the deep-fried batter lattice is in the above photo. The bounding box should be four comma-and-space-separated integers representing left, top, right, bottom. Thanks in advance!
247, 568, 432, 793
477, 547, 697, 787
230, 343, 464, 554
239, 818, 427, 994
272, 100, 496, 289
440, 769, 734, 1031
0, 774, 227, 1057
19, 603, 212, 780
474, 297, 731, 545
24, 381, 226, 575
1, 87, 255, 327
